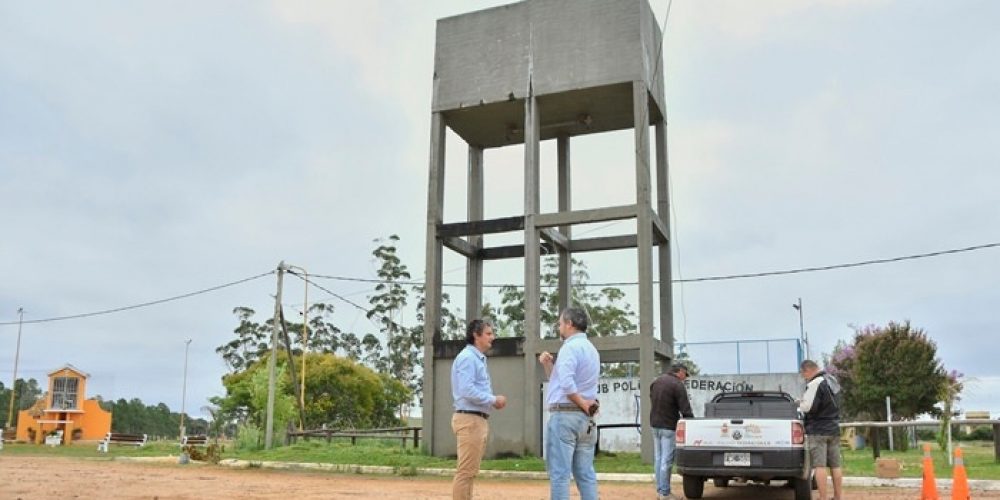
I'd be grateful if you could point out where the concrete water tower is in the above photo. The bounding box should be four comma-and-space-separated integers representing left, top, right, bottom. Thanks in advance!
422, 0, 674, 461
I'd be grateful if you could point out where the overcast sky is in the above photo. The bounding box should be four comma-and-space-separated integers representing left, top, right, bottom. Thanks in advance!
2, 0, 998, 420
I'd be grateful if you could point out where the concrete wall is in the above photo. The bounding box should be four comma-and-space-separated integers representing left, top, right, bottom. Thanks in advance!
432, 354, 535, 458
566, 373, 806, 452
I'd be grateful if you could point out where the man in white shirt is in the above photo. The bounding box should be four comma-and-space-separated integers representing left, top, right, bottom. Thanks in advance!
538, 307, 601, 500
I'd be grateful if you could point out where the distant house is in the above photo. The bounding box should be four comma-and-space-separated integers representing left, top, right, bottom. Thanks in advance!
15, 364, 111, 444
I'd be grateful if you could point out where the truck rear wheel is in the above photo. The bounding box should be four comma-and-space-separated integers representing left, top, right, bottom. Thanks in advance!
683, 475, 704, 499
793, 476, 811, 500
713, 478, 730, 487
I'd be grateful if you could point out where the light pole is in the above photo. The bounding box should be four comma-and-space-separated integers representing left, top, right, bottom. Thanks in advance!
180, 339, 192, 439
6, 308, 24, 430
792, 298, 810, 360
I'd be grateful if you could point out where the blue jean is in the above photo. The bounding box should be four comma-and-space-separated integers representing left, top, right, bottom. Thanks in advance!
545, 411, 598, 500
653, 427, 677, 496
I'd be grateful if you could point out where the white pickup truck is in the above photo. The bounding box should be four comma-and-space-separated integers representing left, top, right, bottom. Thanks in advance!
675, 391, 813, 500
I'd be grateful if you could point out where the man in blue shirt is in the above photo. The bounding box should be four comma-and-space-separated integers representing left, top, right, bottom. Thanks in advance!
538, 307, 601, 500
451, 319, 507, 500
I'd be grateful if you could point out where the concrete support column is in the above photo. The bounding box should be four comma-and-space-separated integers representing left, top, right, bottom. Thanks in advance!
466, 146, 485, 321
557, 136, 572, 314
523, 94, 543, 456
422, 112, 447, 455
655, 119, 674, 356
633, 81, 656, 463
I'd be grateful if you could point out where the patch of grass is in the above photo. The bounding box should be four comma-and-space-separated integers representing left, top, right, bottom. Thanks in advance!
1, 440, 183, 459
841, 441, 1000, 480
7, 438, 997, 480
225, 441, 648, 473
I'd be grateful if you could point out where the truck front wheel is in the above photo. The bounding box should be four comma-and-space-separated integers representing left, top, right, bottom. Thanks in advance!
683, 475, 705, 499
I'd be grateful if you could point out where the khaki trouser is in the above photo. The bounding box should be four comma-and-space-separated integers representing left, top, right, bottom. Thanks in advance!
452, 413, 489, 500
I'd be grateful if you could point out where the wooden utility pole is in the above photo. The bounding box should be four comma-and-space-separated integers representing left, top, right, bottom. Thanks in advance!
6, 308, 24, 430
264, 262, 285, 449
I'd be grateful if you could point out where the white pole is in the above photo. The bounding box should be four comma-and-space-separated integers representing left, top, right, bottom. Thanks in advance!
886, 396, 893, 451
793, 298, 810, 359
947, 419, 953, 465
180, 339, 192, 439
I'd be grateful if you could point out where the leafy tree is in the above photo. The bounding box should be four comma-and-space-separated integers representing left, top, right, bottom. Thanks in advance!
215, 351, 408, 431
215, 353, 296, 431
828, 321, 951, 422
367, 235, 416, 393
493, 257, 637, 338
217, 303, 361, 374
0, 378, 43, 428
100, 397, 207, 438
937, 369, 964, 451
216, 307, 270, 373
298, 352, 408, 428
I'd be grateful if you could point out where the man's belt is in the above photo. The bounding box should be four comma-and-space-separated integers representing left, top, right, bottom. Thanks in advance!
548, 403, 586, 413
456, 410, 489, 420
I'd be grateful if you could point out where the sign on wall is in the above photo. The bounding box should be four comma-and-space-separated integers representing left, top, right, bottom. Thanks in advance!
552, 373, 805, 452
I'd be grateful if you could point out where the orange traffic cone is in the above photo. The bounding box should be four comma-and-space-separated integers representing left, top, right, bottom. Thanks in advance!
951, 447, 970, 500
922, 443, 939, 500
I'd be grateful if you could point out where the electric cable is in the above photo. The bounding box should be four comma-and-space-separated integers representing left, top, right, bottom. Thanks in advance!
307, 240, 1000, 288
0, 271, 276, 326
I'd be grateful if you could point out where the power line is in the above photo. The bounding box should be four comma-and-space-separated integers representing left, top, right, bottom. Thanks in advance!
0, 271, 276, 326
285, 270, 410, 333
3, 240, 995, 327
307, 240, 1000, 288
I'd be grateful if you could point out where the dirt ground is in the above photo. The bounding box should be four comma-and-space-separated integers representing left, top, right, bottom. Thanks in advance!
1, 456, 996, 500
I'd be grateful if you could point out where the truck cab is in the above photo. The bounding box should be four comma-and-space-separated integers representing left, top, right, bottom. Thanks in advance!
675, 391, 812, 499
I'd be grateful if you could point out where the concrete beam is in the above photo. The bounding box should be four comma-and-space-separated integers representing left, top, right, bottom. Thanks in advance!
479, 242, 555, 261
466, 146, 484, 321
535, 204, 637, 229
443, 236, 478, 259
523, 94, 543, 457
557, 135, 572, 314
633, 81, 656, 463
540, 227, 569, 251
570, 235, 639, 253
476, 234, 667, 260
422, 112, 447, 456
655, 119, 674, 363
438, 215, 525, 238
651, 210, 669, 244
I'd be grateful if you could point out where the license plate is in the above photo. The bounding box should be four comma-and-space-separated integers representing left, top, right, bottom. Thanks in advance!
724, 452, 751, 467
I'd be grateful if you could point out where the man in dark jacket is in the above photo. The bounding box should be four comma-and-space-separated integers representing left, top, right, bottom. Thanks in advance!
799, 359, 843, 500
650, 364, 694, 500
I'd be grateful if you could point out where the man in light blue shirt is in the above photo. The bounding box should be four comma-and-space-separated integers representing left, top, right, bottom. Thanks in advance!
538, 307, 601, 500
451, 319, 507, 500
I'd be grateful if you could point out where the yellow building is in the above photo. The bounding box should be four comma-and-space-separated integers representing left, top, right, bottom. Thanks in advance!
15, 364, 111, 445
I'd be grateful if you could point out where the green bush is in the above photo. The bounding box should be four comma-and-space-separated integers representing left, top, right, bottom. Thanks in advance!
956, 426, 994, 441
236, 423, 262, 451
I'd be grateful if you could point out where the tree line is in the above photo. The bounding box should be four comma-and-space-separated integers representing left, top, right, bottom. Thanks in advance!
0, 378, 43, 428
209, 235, 651, 443
1, 378, 206, 439
99, 398, 209, 438
208, 235, 969, 451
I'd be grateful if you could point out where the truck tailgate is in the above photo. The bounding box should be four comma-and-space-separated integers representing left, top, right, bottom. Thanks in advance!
680, 418, 799, 448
